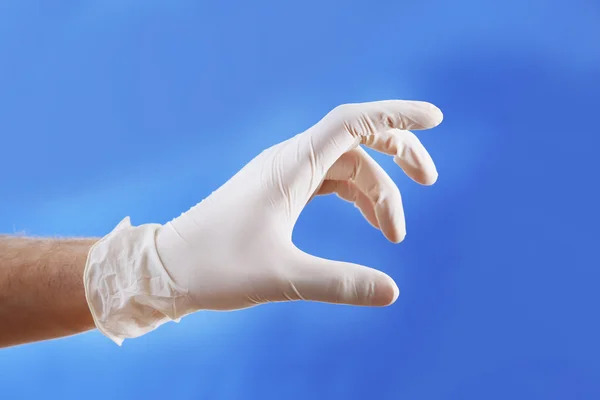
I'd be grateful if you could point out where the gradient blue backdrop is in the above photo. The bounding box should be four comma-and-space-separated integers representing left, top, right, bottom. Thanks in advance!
1, 0, 599, 399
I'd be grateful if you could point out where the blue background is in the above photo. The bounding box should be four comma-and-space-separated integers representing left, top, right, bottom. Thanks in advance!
1, 0, 599, 398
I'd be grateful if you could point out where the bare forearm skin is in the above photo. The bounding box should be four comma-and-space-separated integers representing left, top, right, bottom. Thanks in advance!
0, 235, 98, 348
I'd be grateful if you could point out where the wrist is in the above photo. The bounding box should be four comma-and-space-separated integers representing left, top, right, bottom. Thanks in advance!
83, 217, 196, 345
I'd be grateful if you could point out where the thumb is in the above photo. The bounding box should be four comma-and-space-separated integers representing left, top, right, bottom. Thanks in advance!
282, 248, 399, 306
304, 100, 443, 175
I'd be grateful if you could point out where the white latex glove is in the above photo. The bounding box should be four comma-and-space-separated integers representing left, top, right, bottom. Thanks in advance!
84, 100, 443, 345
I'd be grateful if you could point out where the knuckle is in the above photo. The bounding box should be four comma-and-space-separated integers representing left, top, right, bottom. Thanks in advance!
332, 102, 356, 115
380, 112, 396, 129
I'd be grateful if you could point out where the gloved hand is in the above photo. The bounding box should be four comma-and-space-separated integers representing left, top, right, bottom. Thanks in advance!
84, 100, 443, 345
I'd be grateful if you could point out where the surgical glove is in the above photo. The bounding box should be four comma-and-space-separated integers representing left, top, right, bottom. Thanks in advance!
83, 100, 443, 345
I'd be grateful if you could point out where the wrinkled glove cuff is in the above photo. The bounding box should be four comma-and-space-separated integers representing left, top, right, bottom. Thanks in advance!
83, 217, 196, 345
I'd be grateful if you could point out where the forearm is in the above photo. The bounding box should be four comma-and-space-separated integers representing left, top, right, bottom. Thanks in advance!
0, 235, 98, 348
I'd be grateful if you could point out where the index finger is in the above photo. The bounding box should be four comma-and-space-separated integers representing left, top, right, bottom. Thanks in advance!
306, 100, 443, 176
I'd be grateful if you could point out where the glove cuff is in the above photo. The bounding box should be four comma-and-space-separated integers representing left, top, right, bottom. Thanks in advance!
83, 217, 196, 345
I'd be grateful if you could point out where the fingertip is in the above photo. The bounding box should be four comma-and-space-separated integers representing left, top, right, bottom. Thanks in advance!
383, 224, 406, 244
398, 231, 406, 243
421, 170, 439, 186
391, 282, 400, 304
377, 208, 406, 244
409, 101, 444, 130
428, 103, 444, 127
393, 153, 438, 186
392, 231, 406, 244
376, 275, 399, 306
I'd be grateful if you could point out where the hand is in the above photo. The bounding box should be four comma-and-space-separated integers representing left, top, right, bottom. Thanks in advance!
155, 100, 443, 311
